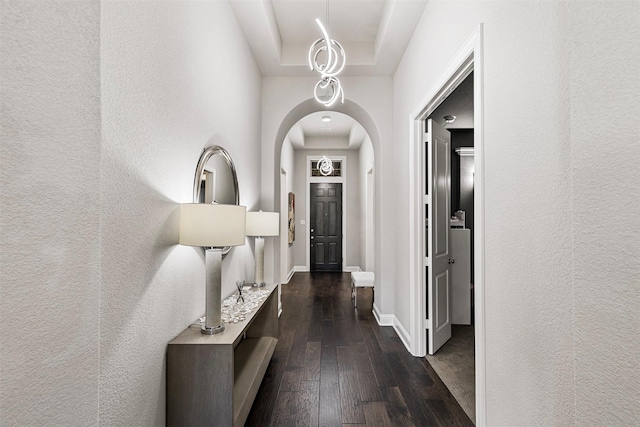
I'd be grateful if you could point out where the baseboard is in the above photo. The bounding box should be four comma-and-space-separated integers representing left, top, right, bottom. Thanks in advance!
373, 303, 394, 325
293, 266, 309, 272
284, 267, 295, 284
344, 266, 362, 272
393, 320, 412, 353
372, 303, 412, 354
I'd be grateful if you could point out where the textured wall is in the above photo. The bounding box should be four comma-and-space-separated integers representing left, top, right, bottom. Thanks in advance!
2, 1, 262, 425
394, 1, 575, 425
569, 2, 640, 424
99, 1, 262, 425
359, 137, 375, 271
0, 1, 101, 425
394, 0, 639, 425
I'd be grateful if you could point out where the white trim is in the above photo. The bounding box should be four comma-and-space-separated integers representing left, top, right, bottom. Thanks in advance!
373, 303, 393, 325
407, 24, 486, 426
306, 155, 347, 271
345, 266, 362, 273
280, 169, 289, 284
392, 319, 411, 353
283, 267, 296, 284
293, 265, 309, 273
372, 305, 412, 354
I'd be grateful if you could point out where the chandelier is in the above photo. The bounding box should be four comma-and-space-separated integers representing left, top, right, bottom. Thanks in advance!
318, 156, 335, 176
308, 2, 345, 107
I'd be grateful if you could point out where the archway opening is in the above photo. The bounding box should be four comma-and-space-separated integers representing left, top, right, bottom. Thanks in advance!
279, 111, 375, 278
271, 99, 382, 289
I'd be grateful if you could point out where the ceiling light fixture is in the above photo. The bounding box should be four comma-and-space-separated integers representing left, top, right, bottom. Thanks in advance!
321, 115, 331, 122
309, 1, 345, 107
444, 115, 457, 125
318, 156, 334, 176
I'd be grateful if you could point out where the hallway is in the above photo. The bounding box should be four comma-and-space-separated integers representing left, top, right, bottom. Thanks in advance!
246, 273, 473, 426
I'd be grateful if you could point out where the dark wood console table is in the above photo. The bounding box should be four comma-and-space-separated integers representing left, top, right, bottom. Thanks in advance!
166, 284, 278, 426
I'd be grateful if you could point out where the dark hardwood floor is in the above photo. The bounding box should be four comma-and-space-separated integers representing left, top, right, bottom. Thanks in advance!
245, 273, 473, 426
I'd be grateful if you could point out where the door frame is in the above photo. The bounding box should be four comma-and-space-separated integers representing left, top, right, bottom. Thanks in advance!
306, 155, 347, 271
408, 25, 486, 425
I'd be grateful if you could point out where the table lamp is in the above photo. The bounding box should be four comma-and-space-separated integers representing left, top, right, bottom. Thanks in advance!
246, 211, 279, 287
179, 203, 246, 334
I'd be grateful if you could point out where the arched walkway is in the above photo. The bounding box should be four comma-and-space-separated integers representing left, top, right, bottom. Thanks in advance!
271, 99, 382, 286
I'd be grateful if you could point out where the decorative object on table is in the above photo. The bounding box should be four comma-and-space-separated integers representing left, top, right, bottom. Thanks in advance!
246, 211, 280, 287
288, 192, 295, 244
308, 0, 346, 106
180, 144, 245, 335
221, 288, 272, 324
235, 280, 246, 303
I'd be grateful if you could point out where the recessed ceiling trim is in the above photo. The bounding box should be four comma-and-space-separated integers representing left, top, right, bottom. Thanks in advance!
231, 0, 429, 76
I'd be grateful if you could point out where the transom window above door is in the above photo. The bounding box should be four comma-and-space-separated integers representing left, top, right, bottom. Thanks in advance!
311, 160, 342, 177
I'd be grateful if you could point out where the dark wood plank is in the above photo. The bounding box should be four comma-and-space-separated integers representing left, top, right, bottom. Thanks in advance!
359, 322, 397, 388
381, 386, 416, 427
352, 342, 383, 402
305, 341, 322, 381
362, 401, 394, 427
336, 346, 365, 424
280, 365, 303, 392
247, 273, 474, 427
319, 361, 341, 427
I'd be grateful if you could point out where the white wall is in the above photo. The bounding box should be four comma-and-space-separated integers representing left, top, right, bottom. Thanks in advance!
1, 1, 262, 425
261, 76, 394, 313
359, 136, 375, 271
394, 1, 639, 425
280, 136, 295, 278
569, 2, 640, 424
1, 2, 101, 425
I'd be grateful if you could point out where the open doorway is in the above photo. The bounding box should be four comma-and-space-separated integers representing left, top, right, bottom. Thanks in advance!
425, 71, 476, 421
409, 26, 485, 425
278, 111, 375, 278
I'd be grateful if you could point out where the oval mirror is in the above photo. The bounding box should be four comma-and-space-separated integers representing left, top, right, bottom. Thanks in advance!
192, 145, 240, 257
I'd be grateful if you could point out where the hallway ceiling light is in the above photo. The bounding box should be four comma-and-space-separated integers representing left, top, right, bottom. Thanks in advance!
444, 115, 457, 125
308, 2, 345, 107
321, 115, 332, 122
318, 156, 334, 176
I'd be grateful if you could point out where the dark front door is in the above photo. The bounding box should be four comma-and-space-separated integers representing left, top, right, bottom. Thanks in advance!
310, 183, 342, 272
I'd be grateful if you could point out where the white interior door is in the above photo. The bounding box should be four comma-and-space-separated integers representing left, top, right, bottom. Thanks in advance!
427, 118, 452, 355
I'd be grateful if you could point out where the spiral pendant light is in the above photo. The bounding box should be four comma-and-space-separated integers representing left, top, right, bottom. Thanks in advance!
318, 156, 335, 176
308, 1, 345, 107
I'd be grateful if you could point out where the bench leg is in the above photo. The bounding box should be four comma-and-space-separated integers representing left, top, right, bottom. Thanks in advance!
351, 282, 357, 307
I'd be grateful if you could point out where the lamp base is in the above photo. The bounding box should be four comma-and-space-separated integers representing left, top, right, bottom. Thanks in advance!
201, 323, 225, 335
251, 282, 267, 288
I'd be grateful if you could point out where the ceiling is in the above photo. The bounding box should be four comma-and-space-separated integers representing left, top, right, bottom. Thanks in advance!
229, 0, 428, 76
430, 72, 474, 130
287, 111, 367, 150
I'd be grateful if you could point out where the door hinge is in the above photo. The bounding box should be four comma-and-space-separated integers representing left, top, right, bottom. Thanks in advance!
424, 318, 431, 330
423, 194, 431, 204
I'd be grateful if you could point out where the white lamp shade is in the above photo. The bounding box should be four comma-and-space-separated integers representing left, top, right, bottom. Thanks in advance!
179, 204, 246, 247
246, 211, 279, 237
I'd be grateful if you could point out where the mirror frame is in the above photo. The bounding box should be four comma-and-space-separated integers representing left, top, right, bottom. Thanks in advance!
192, 145, 240, 257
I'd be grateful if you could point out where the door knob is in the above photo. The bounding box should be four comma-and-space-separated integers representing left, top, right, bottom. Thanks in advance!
448, 258, 455, 264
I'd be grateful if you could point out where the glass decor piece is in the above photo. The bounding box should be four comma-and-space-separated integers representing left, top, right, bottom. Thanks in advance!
221, 289, 271, 324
